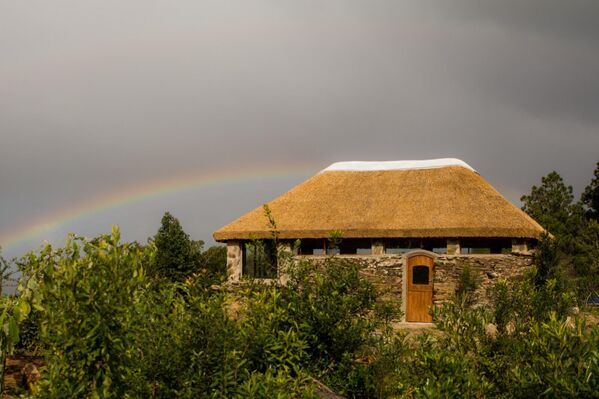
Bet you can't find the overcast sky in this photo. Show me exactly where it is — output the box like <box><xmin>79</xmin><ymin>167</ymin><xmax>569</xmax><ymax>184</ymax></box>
<box><xmin>1</xmin><ymin>0</ymin><xmax>598</xmax><ymax>259</ymax></box>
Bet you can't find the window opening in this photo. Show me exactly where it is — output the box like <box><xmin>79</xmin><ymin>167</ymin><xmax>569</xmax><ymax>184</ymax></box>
<box><xmin>460</xmin><ymin>238</ymin><xmax>512</xmax><ymax>255</ymax></box>
<box><xmin>385</xmin><ymin>238</ymin><xmax>446</xmax><ymax>254</ymax></box>
<box><xmin>339</xmin><ymin>239</ymin><xmax>372</xmax><ymax>255</ymax></box>
<box><xmin>243</xmin><ymin>240</ymin><xmax>278</xmax><ymax>279</ymax></box>
<box><xmin>412</xmin><ymin>265</ymin><xmax>429</xmax><ymax>285</ymax></box>
<box><xmin>299</xmin><ymin>239</ymin><xmax>326</xmax><ymax>256</ymax></box>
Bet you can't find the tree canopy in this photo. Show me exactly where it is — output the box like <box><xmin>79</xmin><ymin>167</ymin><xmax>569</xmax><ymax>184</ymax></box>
<box><xmin>152</xmin><ymin>212</ymin><xmax>202</xmax><ymax>281</ymax></box>
<box><xmin>521</xmin><ymin>164</ymin><xmax>599</xmax><ymax>300</ymax></box>
<box><xmin>581</xmin><ymin>162</ymin><xmax>599</xmax><ymax>221</ymax></box>
<box><xmin>520</xmin><ymin>171</ymin><xmax>582</xmax><ymax>238</ymax></box>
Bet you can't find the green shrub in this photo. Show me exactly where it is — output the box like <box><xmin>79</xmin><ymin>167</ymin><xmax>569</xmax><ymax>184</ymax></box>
<box><xmin>18</xmin><ymin>230</ymin><xmax>317</xmax><ymax>398</ymax></box>
<box><xmin>284</xmin><ymin>258</ymin><xmax>379</xmax><ymax>364</ymax></box>
<box><xmin>279</xmin><ymin>257</ymin><xmax>402</xmax><ymax>397</ymax></box>
<box><xmin>455</xmin><ymin>264</ymin><xmax>481</xmax><ymax>306</ymax></box>
<box><xmin>14</xmin><ymin>307</ymin><xmax>42</xmax><ymax>355</ymax></box>
<box><xmin>15</xmin><ymin>228</ymin><xmax>598</xmax><ymax>398</ymax></box>
<box><xmin>19</xmin><ymin>228</ymin><xmax>150</xmax><ymax>398</ymax></box>
<box><xmin>489</xmin><ymin>271</ymin><xmax>575</xmax><ymax>334</ymax></box>
<box><xmin>507</xmin><ymin>314</ymin><xmax>599</xmax><ymax>398</ymax></box>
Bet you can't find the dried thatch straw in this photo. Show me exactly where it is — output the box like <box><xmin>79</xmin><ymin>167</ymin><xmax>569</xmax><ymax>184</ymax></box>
<box><xmin>213</xmin><ymin>165</ymin><xmax>544</xmax><ymax>241</ymax></box>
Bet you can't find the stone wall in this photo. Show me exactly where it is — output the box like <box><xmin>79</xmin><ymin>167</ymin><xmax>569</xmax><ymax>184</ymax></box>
<box><xmin>433</xmin><ymin>254</ymin><xmax>534</xmax><ymax>304</ymax></box>
<box><xmin>226</xmin><ymin>241</ymin><xmax>243</xmax><ymax>282</ymax></box>
<box><xmin>300</xmin><ymin>252</ymin><xmax>534</xmax><ymax>308</ymax></box>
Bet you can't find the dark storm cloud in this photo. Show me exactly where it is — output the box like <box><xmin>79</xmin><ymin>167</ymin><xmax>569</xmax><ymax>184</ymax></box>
<box><xmin>440</xmin><ymin>0</ymin><xmax>599</xmax><ymax>46</ymax></box>
<box><xmin>1</xmin><ymin>1</ymin><xmax>598</xmax><ymax>257</ymax></box>
<box><xmin>433</xmin><ymin>0</ymin><xmax>599</xmax><ymax>125</ymax></box>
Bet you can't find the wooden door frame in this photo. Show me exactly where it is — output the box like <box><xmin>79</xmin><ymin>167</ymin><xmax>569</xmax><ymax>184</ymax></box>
<box><xmin>401</xmin><ymin>250</ymin><xmax>437</xmax><ymax>322</ymax></box>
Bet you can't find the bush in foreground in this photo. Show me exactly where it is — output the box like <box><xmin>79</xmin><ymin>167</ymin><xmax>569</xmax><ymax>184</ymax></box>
<box><xmin>13</xmin><ymin>230</ymin><xmax>599</xmax><ymax>398</ymax></box>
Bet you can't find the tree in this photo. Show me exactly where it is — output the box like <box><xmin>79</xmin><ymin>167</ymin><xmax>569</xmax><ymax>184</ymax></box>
<box><xmin>571</xmin><ymin>219</ymin><xmax>599</xmax><ymax>297</ymax></box>
<box><xmin>200</xmin><ymin>245</ymin><xmax>227</xmax><ymax>276</ymax></box>
<box><xmin>520</xmin><ymin>171</ymin><xmax>583</xmax><ymax>239</ymax></box>
<box><xmin>581</xmin><ymin>161</ymin><xmax>599</xmax><ymax>221</ymax></box>
<box><xmin>522</xmin><ymin>167</ymin><xmax>599</xmax><ymax>302</ymax></box>
<box><xmin>152</xmin><ymin>212</ymin><xmax>201</xmax><ymax>281</ymax></box>
<box><xmin>533</xmin><ymin>233</ymin><xmax>561</xmax><ymax>287</ymax></box>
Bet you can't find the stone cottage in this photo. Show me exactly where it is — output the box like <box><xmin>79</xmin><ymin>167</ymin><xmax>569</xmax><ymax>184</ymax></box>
<box><xmin>213</xmin><ymin>159</ymin><xmax>544</xmax><ymax>322</ymax></box>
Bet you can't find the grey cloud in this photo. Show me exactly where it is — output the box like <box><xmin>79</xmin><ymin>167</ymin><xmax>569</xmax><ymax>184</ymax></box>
<box><xmin>437</xmin><ymin>0</ymin><xmax>599</xmax><ymax>47</ymax></box>
<box><xmin>1</xmin><ymin>1</ymin><xmax>598</xmax><ymax>258</ymax></box>
<box><xmin>429</xmin><ymin>0</ymin><xmax>599</xmax><ymax>124</ymax></box>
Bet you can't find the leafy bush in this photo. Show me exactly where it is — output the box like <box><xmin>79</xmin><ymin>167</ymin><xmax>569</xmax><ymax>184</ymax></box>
<box><xmin>18</xmin><ymin>228</ymin><xmax>150</xmax><ymax>398</ymax></box>
<box><xmin>13</xmin><ymin>228</ymin><xmax>598</xmax><ymax>398</ymax></box>
<box><xmin>455</xmin><ymin>264</ymin><xmax>481</xmax><ymax>306</ymax></box>
<box><xmin>0</xmin><ymin>295</ymin><xmax>30</xmax><ymax>393</ymax></box>
<box><xmin>278</xmin><ymin>257</ymin><xmax>401</xmax><ymax>396</ymax></box>
<box><xmin>508</xmin><ymin>314</ymin><xmax>599</xmax><ymax>398</ymax></box>
<box><xmin>350</xmin><ymin>268</ymin><xmax>596</xmax><ymax>399</ymax></box>
<box><xmin>284</xmin><ymin>258</ymin><xmax>380</xmax><ymax>365</ymax></box>
<box><xmin>16</xmin><ymin>230</ymin><xmax>319</xmax><ymax>397</ymax></box>
<box><xmin>489</xmin><ymin>273</ymin><xmax>575</xmax><ymax>334</ymax></box>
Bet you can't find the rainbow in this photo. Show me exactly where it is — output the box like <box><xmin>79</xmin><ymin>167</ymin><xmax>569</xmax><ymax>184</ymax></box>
<box><xmin>0</xmin><ymin>163</ymin><xmax>318</xmax><ymax>252</ymax></box>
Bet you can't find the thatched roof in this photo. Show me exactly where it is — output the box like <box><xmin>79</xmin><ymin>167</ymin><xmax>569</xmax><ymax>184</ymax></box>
<box><xmin>213</xmin><ymin>159</ymin><xmax>545</xmax><ymax>241</ymax></box>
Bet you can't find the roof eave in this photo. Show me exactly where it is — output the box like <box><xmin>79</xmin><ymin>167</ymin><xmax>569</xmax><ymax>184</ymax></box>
<box><xmin>213</xmin><ymin>227</ymin><xmax>544</xmax><ymax>242</ymax></box>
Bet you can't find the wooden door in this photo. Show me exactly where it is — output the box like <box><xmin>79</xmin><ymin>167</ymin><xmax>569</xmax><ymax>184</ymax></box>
<box><xmin>406</xmin><ymin>254</ymin><xmax>433</xmax><ymax>322</ymax></box>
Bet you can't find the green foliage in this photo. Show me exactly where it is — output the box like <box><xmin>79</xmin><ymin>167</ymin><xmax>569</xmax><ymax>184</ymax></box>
<box><xmin>278</xmin><ymin>257</ymin><xmax>402</xmax><ymax>397</ymax></box>
<box><xmin>12</xmin><ymin>225</ymin><xmax>599</xmax><ymax>398</ymax></box>
<box><xmin>244</xmin><ymin>239</ymin><xmax>278</xmax><ymax>279</ymax></box>
<box><xmin>533</xmin><ymin>233</ymin><xmax>562</xmax><ymax>287</ymax></box>
<box><xmin>327</xmin><ymin>231</ymin><xmax>343</xmax><ymax>253</ymax></box>
<box><xmin>571</xmin><ymin>219</ymin><xmax>599</xmax><ymax>300</ymax></box>
<box><xmin>581</xmin><ymin>161</ymin><xmax>599</xmax><ymax>220</ymax></box>
<box><xmin>284</xmin><ymin>258</ymin><xmax>381</xmax><ymax>366</ymax></box>
<box><xmin>509</xmin><ymin>314</ymin><xmax>599</xmax><ymax>398</ymax></box>
<box><xmin>200</xmin><ymin>245</ymin><xmax>227</xmax><ymax>277</ymax></box>
<box><xmin>127</xmin><ymin>281</ymin><xmax>194</xmax><ymax>397</ymax></box>
<box><xmin>15</xmin><ymin>230</ymin><xmax>321</xmax><ymax>397</ymax></box>
<box><xmin>235</xmin><ymin>369</ymin><xmax>316</xmax><ymax>399</ymax></box>
<box><xmin>128</xmin><ymin>270</ymin><xmax>316</xmax><ymax>398</ymax></box>
<box><xmin>363</xmin><ymin>275</ymin><xmax>596</xmax><ymax>399</ymax></box>
<box><xmin>455</xmin><ymin>264</ymin><xmax>481</xmax><ymax>305</ymax></box>
<box><xmin>521</xmin><ymin>171</ymin><xmax>583</xmax><ymax>239</ymax></box>
<box><xmin>152</xmin><ymin>212</ymin><xmax>201</xmax><ymax>282</ymax></box>
<box><xmin>521</xmin><ymin>164</ymin><xmax>599</xmax><ymax>302</ymax></box>
<box><xmin>489</xmin><ymin>273</ymin><xmax>574</xmax><ymax>334</ymax></box>
<box><xmin>0</xmin><ymin>295</ymin><xmax>30</xmax><ymax>393</ymax></box>
<box><xmin>18</xmin><ymin>227</ymin><xmax>150</xmax><ymax>398</ymax></box>
<box><xmin>14</xmin><ymin>307</ymin><xmax>42</xmax><ymax>355</ymax></box>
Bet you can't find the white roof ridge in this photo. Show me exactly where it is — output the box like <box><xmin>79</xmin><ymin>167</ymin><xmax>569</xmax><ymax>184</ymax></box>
<box><xmin>320</xmin><ymin>158</ymin><xmax>476</xmax><ymax>173</ymax></box>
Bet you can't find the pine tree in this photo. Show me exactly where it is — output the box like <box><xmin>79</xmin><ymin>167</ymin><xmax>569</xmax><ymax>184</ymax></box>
<box><xmin>152</xmin><ymin>212</ymin><xmax>200</xmax><ymax>281</ymax></box>
<box><xmin>520</xmin><ymin>171</ymin><xmax>583</xmax><ymax>239</ymax></box>
<box><xmin>522</xmin><ymin>166</ymin><xmax>599</xmax><ymax>301</ymax></box>
<box><xmin>581</xmin><ymin>162</ymin><xmax>599</xmax><ymax>221</ymax></box>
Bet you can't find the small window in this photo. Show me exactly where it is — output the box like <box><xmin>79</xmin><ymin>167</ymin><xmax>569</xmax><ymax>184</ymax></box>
<box><xmin>412</xmin><ymin>265</ymin><xmax>429</xmax><ymax>285</ymax></box>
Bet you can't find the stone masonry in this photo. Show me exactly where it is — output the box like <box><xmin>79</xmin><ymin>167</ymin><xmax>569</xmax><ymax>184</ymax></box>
<box><xmin>432</xmin><ymin>254</ymin><xmax>534</xmax><ymax>304</ymax></box>
<box><xmin>300</xmin><ymin>252</ymin><xmax>533</xmax><ymax>310</ymax></box>
<box><xmin>227</xmin><ymin>242</ymin><xmax>534</xmax><ymax>316</ymax></box>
